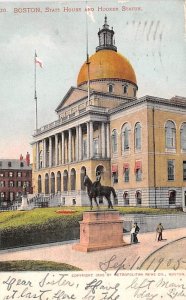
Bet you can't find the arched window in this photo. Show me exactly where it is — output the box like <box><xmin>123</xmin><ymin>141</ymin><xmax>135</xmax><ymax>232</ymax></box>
<box><xmin>70</xmin><ymin>168</ymin><xmax>76</xmax><ymax>191</ymax></box>
<box><xmin>136</xmin><ymin>190</ymin><xmax>142</xmax><ymax>205</ymax></box>
<box><xmin>111</xmin><ymin>129</ymin><xmax>118</xmax><ymax>154</ymax></box>
<box><xmin>50</xmin><ymin>172</ymin><xmax>55</xmax><ymax>194</ymax></box>
<box><xmin>165</xmin><ymin>120</ymin><xmax>176</xmax><ymax>149</ymax></box>
<box><xmin>45</xmin><ymin>173</ymin><xmax>49</xmax><ymax>194</ymax></box>
<box><xmin>57</xmin><ymin>171</ymin><xmax>61</xmax><ymax>192</ymax></box>
<box><xmin>63</xmin><ymin>170</ymin><xmax>68</xmax><ymax>192</ymax></box>
<box><xmin>135</xmin><ymin>123</ymin><xmax>141</xmax><ymax>150</ymax></box>
<box><xmin>123</xmin><ymin>191</ymin><xmax>129</xmax><ymax>205</ymax></box>
<box><xmin>121</xmin><ymin>123</ymin><xmax>130</xmax><ymax>152</ymax></box>
<box><xmin>96</xmin><ymin>165</ymin><xmax>104</xmax><ymax>177</ymax></box>
<box><xmin>181</xmin><ymin>123</ymin><xmax>186</xmax><ymax>150</ymax></box>
<box><xmin>169</xmin><ymin>190</ymin><xmax>176</xmax><ymax>205</ymax></box>
<box><xmin>38</xmin><ymin>175</ymin><xmax>42</xmax><ymax>193</ymax></box>
<box><xmin>81</xmin><ymin>167</ymin><xmax>86</xmax><ymax>190</ymax></box>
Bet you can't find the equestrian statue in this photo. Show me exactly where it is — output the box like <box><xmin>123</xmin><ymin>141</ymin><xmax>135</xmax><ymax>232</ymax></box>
<box><xmin>83</xmin><ymin>171</ymin><xmax>118</xmax><ymax>210</ymax></box>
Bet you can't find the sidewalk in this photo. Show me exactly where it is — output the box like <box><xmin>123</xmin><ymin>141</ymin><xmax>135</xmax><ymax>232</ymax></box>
<box><xmin>0</xmin><ymin>227</ymin><xmax>185</xmax><ymax>271</ymax></box>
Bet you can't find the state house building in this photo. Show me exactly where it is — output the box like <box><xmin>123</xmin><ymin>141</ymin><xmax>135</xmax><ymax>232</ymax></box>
<box><xmin>32</xmin><ymin>17</ymin><xmax>186</xmax><ymax>208</ymax></box>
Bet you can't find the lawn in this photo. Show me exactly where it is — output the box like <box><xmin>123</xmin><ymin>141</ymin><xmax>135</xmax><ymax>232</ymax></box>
<box><xmin>0</xmin><ymin>260</ymin><xmax>82</xmax><ymax>271</ymax></box>
<box><xmin>0</xmin><ymin>206</ymin><xmax>182</xmax><ymax>230</ymax></box>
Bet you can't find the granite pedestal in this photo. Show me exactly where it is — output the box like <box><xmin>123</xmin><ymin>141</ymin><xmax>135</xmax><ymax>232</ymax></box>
<box><xmin>73</xmin><ymin>210</ymin><xmax>126</xmax><ymax>252</ymax></box>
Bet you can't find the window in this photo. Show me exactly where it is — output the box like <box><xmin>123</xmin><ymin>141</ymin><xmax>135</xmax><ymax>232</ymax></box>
<box><xmin>165</xmin><ymin>120</ymin><xmax>176</xmax><ymax>149</ymax></box>
<box><xmin>0</xmin><ymin>192</ymin><xmax>5</xmax><ymax>199</ymax></box>
<box><xmin>183</xmin><ymin>161</ymin><xmax>186</xmax><ymax>181</ymax></box>
<box><xmin>168</xmin><ymin>160</ymin><xmax>175</xmax><ymax>181</ymax></box>
<box><xmin>133</xmin><ymin>87</ymin><xmax>137</xmax><ymax>97</ymax></box>
<box><xmin>123</xmin><ymin>166</ymin><xmax>129</xmax><ymax>182</ymax></box>
<box><xmin>112</xmin><ymin>172</ymin><xmax>118</xmax><ymax>183</ymax></box>
<box><xmin>135</xmin><ymin>123</ymin><xmax>142</xmax><ymax>150</ymax></box>
<box><xmin>136</xmin><ymin>190</ymin><xmax>142</xmax><ymax>205</ymax></box>
<box><xmin>93</xmin><ymin>138</ymin><xmax>99</xmax><ymax>156</ymax></box>
<box><xmin>8</xmin><ymin>161</ymin><xmax>12</xmax><ymax>167</ymax></box>
<box><xmin>108</xmin><ymin>84</ymin><xmax>114</xmax><ymax>93</ymax></box>
<box><xmin>111</xmin><ymin>129</ymin><xmax>118</xmax><ymax>154</ymax></box>
<box><xmin>9</xmin><ymin>181</ymin><xmax>14</xmax><ymax>187</ymax></box>
<box><xmin>9</xmin><ymin>192</ymin><xmax>14</xmax><ymax>201</ymax></box>
<box><xmin>136</xmin><ymin>169</ymin><xmax>142</xmax><ymax>181</ymax></box>
<box><xmin>169</xmin><ymin>190</ymin><xmax>176</xmax><ymax>205</ymax></box>
<box><xmin>0</xmin><ymin>173</ymin><xmax>4</xmax><ymax>177</ymax></box>
<box><xmin>17</xmin><ymin>172</ymin><xmax>22</xmax><ymax>177</ymax></box>
<box><xmin>83</xmin><ymin>139</ymin><xmax>87</xmax><ymax>158</ymax></box>
<box><xmin>9</xmin><ymin>172</ymin><xmax>13</xmax><ymax>177</ymax></box>
<box><xmin>123</xmin><ymin>191</ymin><xmax>129</xmax><ymax>205</ymax></box>
<box><xmin>181</xmin><ymin>123</ymin><xmax>186</xmax><ymax>150</ymax></box>
<box><xmin>17</xmin><ymin>181</ymin><xmax>22</xmax><ymax>187</ymax></box>
<box><xmin>112</xmin><ymin>165</ymin><xmax>118</xmax><ymax>183</ymax></box>
<box><xmin>123</xmin><ymin>84</ymin><xmax>128</xmax><ymax>94</ymax></box>
<box><xmin>20</xmin><ymin>162</ymin><xmax>24</xmax><ymax>167</ymax></box>
<box><xmin>0</xmin><ymin>161</ymin><xmax>2</xmax><ymax>167</ymax></box>
<box><xmin>0</xmin><ymin>181</ymin><xmax>5</xmax><ymax>187</ymax></box>
<box><xmin>135</xmin><ymin>161</ymin><xmax>142</xmax><ymax>181</ymax></box>
<box><xmin>26</xmin><ymin>181</ymin><xmax>30</xmax><ymax>187</ymax></box>
<box><xmin>122</xmin><ymin>123</ymin><xmax>130</xmax><ymax>152</ymax></box>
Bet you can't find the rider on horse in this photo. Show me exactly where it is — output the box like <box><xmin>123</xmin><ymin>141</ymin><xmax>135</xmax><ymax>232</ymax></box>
<box><xmin>92</xmin><ymin>171</ymin><xmax>102</xmax><ymax>198</ymax></box>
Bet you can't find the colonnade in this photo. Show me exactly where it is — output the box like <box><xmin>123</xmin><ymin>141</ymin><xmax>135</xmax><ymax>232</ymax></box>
<box><xmin>35</xmin><ymin>121</ymin><xmax>110</xmax><ymax>170</ymax></box>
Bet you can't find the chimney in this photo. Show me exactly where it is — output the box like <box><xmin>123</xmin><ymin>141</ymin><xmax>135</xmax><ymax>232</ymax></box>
<box><xmin>26</xmin><ymin>152</ymin><xmax>30</xmax><ymax>166</ymax></box>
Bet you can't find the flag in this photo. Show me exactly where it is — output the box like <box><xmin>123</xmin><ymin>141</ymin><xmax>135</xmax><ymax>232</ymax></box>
<box><xmin>35</xmin><ymin>52</ymin><xmax>43</xmax><ymax>68</ymax></box>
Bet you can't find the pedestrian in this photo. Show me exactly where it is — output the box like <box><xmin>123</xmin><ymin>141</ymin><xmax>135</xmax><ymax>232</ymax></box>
<box><xmin>156</xmin><ymin>223</ymin><xmax>164</xmax><ymax>241</ymax></box>
<box><xmin>134</xmin><ymin>222</ymin><xmax>140</xmax><ymax>243</ymax></box>
<box><xmin>130</xmin><ymin>225</ymin><xmax>136</xmax><ymax>244</ymax></box>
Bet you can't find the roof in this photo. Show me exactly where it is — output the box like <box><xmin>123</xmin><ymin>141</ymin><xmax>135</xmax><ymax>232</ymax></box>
<box><xmin>0</xmin><ymin>159</ymin><xmax>32</xmax><ymax>170</ymax></box>
<box><xmin>77</xmin><ymin>49</ymin><xmax>137</xmax><ymax>86</ymax></box>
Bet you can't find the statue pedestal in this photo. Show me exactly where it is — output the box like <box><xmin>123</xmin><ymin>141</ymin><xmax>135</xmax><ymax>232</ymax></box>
<box><xmin>73</xmin><ymin>210</ymin><xmax>126</xmax><ymax>252</ymax></box>
<box><xmin>19</xmin><ymin>196</ymin><xmax>30</xmax><ymax>211</ymax></box>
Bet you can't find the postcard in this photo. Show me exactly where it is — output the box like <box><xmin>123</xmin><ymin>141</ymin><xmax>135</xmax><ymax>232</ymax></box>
<box><xmin>0</xmin><ymin>0</ymin><xmax>186</xmax><ymax>299</ymax></box>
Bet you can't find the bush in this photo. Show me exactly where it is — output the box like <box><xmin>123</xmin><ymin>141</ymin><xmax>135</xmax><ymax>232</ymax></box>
<box><xmin>0</xmin><ymin>213</ymin><xmax>82</xmax><ymax>249</ymax></box>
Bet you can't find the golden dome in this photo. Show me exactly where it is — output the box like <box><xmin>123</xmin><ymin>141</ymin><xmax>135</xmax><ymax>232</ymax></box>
<box><xmin>77</xmin><ymin>49</ymin><xmax>137</xmax><ymax>86</ymax></box>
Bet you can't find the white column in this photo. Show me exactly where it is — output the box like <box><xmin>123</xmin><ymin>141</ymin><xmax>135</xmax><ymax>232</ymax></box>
<box><xmin>42</xmin><ymin>139</ymin><xmax>46</xmax><ymax>168</ymax></box>
<box><xmin>87</xmin><ymin>122</ymin><xmax>90</xmax><ymax>159</ymax></box>
<box><xmin>90</xmin><ymin>121</ymin><xmax>94</xmax><ymax>158</ymax></box>
<box><xmin>59</xmin><ymin>137</ymin><xmax>62</xmax><ymax>165</ymax></box>
<box><xmin>36</xmin><ymin>142</ymin><xmax>39</xmax><ymax>170</ymax></box>
<box><xmin>76</xmin><ymin>126</ymin><xmax>79</xmax><ymax>162</ymax></box>
<box><xmin>61</xmin><ymin>131</ymin><xmax>65</xmax><ymax>165</ymax></box>
<box><xmin>68</xmin><ymin>129</ymin><xmax>72</xmax><ymax>163</ymax></box>
<box><xmin>49</xmin><ymin>136</ymin><xmax>52</xmax><ymax>167</ymax></box>
<box><xmin>79</xmin><ymin>125</ymin><xmax>82</xmax><ymax>161</ymax></box>
<box><xmin>101</xmin><ymin>122</ymin><xmax>106</xmax><ymax>158</ymax></box>
<box><xmin>106</xmin><ymin>123</ymin><xmax>110</xmax><ymax>158</ymax></box>
<box><xmin>55</xmin><ymin>134</ymin><xmax>59</xmax><ymax>166</ymax></box>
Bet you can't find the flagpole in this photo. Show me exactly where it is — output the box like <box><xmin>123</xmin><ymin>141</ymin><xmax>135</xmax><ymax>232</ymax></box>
<box><xmin>34</xmin><ymin>50</ymin><xmax>38</xmax><ymax>131</ymax></box>
<box><xmin>85</xmin><ymin>2</ymin><xmax>90</xmax><ymax>106</ymax></box>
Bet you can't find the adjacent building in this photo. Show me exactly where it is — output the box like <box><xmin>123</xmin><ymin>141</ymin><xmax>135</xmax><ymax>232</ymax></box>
<box><xmin>32</xmin><ymin>17</ymin><xmax>186</xmax><ymax>208</ymax></box>
<box><xmin>0</xmin><ymin>154</ymin><xmax>32</xmax><ymax>206</ymax></box>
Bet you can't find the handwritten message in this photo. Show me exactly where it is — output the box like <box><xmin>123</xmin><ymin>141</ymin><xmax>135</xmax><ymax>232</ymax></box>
<box><xmin>0</xmin><ymin>271</ymin><xmax>185</xmax><ymax>300</ymax></box>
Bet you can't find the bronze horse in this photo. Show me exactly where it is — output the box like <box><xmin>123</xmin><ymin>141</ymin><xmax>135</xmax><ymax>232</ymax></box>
<box><xmin>83</xmin><ymin>175</ymin><xmax>118</xmax><ymax>209</ymax></box>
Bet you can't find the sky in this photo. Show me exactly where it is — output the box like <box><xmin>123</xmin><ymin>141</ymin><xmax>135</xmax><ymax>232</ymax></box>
<box><xmin>0</xmin><ymin>0</ymin><xmax>186</xmax><ymax>160</ymax></box>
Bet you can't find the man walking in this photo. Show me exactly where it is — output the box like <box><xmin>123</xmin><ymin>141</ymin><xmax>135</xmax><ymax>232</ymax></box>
<box><xmin>156</xmin><ymin>223</ymin><xmax>164</xmax><ymax>241</ymax></box>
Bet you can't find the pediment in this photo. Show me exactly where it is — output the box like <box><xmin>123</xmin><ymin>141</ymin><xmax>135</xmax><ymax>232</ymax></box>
<box><xmin>56</xmin><ymin>87</ymin><xmax>88</xmax><ymax>112</ymax></box>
